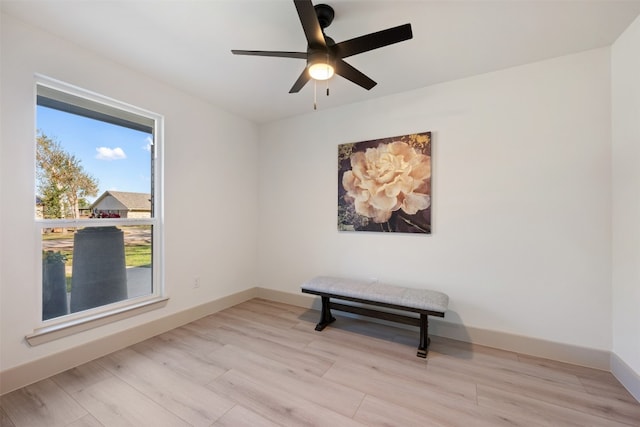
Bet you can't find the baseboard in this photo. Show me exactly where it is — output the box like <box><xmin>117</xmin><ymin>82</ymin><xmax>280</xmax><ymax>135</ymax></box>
<box><xmin>429</xmin><ymin>318</ymin><xmax>610</xmax><ymax>370</ymax></box>
<box><xmin>611</xmin><ymin>352</ymin><xmax>640</xmax><ymax>402</ymax></box>
<box><xmin>257</xmin><ymin>287</ymin><xmax>611</xmax><ymax>371</ymax></box>
<box><xmin>0</xmin><ymin>287</ymin><xmax>258</xmax><ymax>395</ymax></box>
<box><xmin>255</xmin><ymin>287</ymin><xmax>318</xmax><ymax>309</ymax></box>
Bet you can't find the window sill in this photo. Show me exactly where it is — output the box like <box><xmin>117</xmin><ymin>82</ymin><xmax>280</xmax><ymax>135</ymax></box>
<box><xmin>25</xmin><ymin>297</ymin><xmax>169</xmax><ymax>346</ymax></box>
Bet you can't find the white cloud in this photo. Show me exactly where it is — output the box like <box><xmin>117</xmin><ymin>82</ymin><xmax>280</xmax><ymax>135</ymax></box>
<box><xmin>96</xmin><ymin>147</ymin><xmax>127</xmax><ymax>160</ymax></box>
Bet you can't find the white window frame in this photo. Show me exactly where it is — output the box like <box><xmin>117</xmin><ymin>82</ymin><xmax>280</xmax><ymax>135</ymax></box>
<box><xmin>27</xmin><ymin>75</ymin><xmax>166</xmax><ymax>345</ymax></box>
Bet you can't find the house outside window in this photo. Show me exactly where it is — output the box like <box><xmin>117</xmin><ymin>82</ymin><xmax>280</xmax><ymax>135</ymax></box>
<box><xmin>33</xmin><ymin>76</ymin><xmax>164</xmax><ymax>338</ymax></box>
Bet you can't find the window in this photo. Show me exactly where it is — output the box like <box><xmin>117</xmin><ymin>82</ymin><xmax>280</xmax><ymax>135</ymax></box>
<box><xmin>32</xmin><ymin>76</ymin><xmax>164</xmax><ymax>341</ymax></box>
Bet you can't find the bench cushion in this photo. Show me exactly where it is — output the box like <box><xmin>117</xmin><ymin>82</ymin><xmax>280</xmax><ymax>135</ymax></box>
<box><xmin>301</xmin><ymin>276</ymin><xmax>449</xmax><ymax>314</ymax></box>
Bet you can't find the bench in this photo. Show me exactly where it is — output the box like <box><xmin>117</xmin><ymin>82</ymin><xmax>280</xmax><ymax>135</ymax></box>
<box><xmin>301</xmin><ymin>276</ymin><xmax>449</xmax><ymax>358</ymax></box>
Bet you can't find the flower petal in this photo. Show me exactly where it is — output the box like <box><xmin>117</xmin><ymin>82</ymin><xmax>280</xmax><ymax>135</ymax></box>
<box><xmin>401</xmin><ymin>193</ymin><xmax>430</xmax><ymax>215</ymax></box>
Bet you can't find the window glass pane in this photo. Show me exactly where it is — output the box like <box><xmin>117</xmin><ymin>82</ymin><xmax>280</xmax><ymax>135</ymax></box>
<box><xmin>36</xmin><ymin>104</ymin><xmax>153</xmax><ymax>220</ymax></box>
<box><xmin>41</xmin><ymin>225</ymin><xmax>153</xmax><ymax>320</ymax></box>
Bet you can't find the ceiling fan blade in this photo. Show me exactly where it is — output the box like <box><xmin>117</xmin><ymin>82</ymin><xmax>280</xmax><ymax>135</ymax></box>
<box><xmin>289</xmin><ymin>69</ymin><xmax>311</xmax><ymax>93</ymax></box>
<box><xmin>333</xmin><ymin>23</ymin><xmax>413</xmax><ymax>59</ymax></box>
<box><xmin>231</xmin><ymin>50</ymin><xmax>307</xmax><ymax>59</ymax></box>
<box><xmin>334</xmin><ymin>59</ymin><xmax>376</xmax><ymax>90</ymax></box>
<box><xmin>294</xmin><ymin>0</ymin><xmax>325</xmax><ymax>48</ymax></box>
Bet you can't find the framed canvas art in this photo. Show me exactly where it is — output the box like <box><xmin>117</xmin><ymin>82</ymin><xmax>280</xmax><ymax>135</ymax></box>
<box><xmin>338</xmin><ymin>132</ymin><xmax>431</xmax><ymax>233</ymax></box>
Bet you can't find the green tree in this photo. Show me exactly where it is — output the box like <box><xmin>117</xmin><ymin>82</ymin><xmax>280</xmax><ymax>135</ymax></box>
<box><xmin>36</xmin><ymin>131</ymin><xmax>99</xmax><ymax>219</ymax></box>
<box><xmin>40</xmin><ymin>182</ymin><xmax>64</xmax><ymax>219</ymax></box>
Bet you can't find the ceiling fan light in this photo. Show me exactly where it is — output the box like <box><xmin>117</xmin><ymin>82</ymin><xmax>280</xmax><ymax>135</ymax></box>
<box><xmin>308</xmin><ymin>62</ymin><xmax>335</xmax><ymax>80</ymax></box>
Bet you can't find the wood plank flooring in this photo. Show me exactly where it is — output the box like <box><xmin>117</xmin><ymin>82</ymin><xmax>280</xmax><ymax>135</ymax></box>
<box><xmin>2</xmin><ymin>298</ymin><xmax>639</xmax><ymax>426</ymax></box>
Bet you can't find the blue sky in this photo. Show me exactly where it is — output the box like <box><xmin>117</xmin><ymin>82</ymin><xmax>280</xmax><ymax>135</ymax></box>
<box><xmin>37</xmin><ymin>106</ymin><xmax>152</xmax><ymax>202</ymax></box>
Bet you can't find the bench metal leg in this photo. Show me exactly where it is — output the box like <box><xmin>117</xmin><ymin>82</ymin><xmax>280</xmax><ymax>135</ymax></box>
<box><xmin>315</xmin><ymin>296</ymin><xmax>336</xmax><ymax>331</ymax></box>
<box><xmin>417</xmin><ymin>313</ymin><xmax>430</xmax><ymax>358</ymax></box>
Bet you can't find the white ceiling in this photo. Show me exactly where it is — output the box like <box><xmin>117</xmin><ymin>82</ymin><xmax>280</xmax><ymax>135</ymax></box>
<box><xmin>3</xmin><ymin>0</ymin><xmax>640</xmax><ymax>124</ymax></box>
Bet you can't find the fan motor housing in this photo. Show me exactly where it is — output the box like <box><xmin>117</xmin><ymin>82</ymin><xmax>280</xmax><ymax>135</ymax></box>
<box><xmin>315</xmin><ymin>4</ymin><xmax>335</xmax><ymax>29</ymax></box>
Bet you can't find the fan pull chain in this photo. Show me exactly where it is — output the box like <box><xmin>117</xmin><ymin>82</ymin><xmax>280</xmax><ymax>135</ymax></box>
<box><xmin>326</xmin><ymin>53</ymin><xmax>331</xmax><ymax>97</ymax></box>
<box><xmin>314</xmin><ymin>80</ymin><xmax>317</xmax><ymax>110</ymax></box>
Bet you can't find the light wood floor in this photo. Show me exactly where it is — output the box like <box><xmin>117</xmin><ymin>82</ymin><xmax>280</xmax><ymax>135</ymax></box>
<box><xmin>2</xmin><ymin>298</ymin><xmax>639</xmax><ymax>426</ymax></box>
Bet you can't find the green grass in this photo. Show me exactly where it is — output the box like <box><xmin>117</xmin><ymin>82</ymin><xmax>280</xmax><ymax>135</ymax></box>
<box><xmin>42</xmin><ymin>231</ymin><xmax>76</xmax><ymax>240</ymax></box>
<box><xmin>47</xmin><ymin>245</ymin><xmax>151</xmax><ymax>269</ymax></box>
<box><xmin>125</xmin><ymin>244</ymin><xmax>152</xmax><ymax>268</ymax></box>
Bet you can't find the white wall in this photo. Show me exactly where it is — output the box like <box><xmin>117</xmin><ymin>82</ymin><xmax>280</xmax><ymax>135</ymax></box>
<box><xmin>258</xmin><ymin>48</ymin><xmax>613</xmax><ymax>351</ymax></box>
<box><xmin>0</xmin><ymin>14</ymin><xmax>258</xmax><ymax>371</ymax></box>
<box><xmin>612</xmin><ymin>14</ymin><xmax>640</xmax><ymax>393</ymax></box>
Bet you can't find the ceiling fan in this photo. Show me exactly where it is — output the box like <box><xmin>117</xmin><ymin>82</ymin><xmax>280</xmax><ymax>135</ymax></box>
<box><xmin>231</xmin><ymin>0</ymin><xmax>413</xmax><ymax>94</ymax></box>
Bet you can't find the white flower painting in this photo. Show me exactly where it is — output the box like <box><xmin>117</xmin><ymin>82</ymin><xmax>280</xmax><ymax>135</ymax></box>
<box><xmin>338</xmin><ymin>132</ymin><xmax>431</xmax><ymax>233</ymax></box>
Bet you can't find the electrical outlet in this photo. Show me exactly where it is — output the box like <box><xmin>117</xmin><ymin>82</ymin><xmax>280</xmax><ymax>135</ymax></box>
<box><xmin>193</xmin><ymin>277</ymin><xmax>200</xmax><ymax>288</ymax></box>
